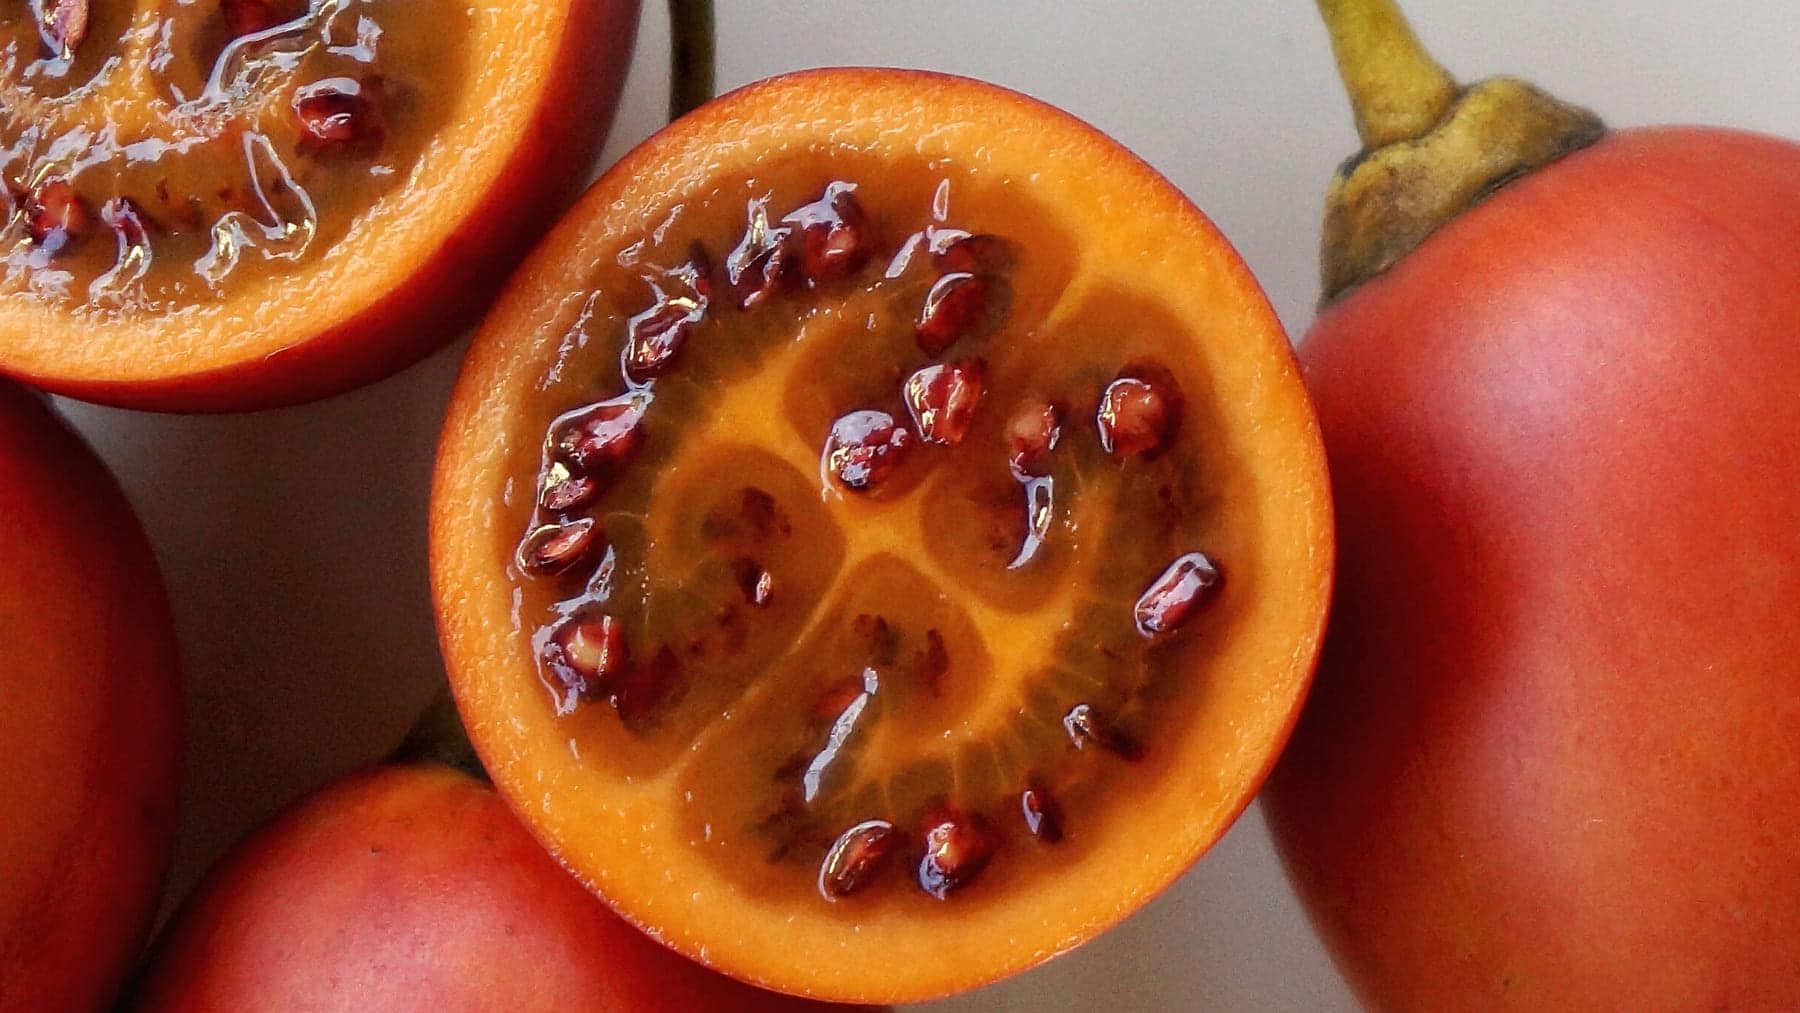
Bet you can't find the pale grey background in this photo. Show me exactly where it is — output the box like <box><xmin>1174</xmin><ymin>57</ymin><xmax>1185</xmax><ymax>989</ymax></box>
<box><xmin>57</xmin><ymin>3</ymin><xmax>1800</xmax><ymax>1009</ymax></box>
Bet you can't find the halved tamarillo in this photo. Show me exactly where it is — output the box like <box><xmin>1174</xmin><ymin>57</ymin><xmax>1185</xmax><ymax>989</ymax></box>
<box><xmin>1265</xmin><ymin>1</ymin><xmax>1800</xmax><ymax>1009</ymax></box>
<box><xmin>129</xmin><ymin>749</ymin><xmax>861</xmax><ymax>1012</ymax></box>
<box><xmin>430</xmin><ymin>69</ymin><xmax>1332</xmax><ymax>1002</ymax></box>
<box><xmin>0</xmin><ymin>382</ymin><xmax>180</xmax><ymax>1011</ymax></box>
<box><xmin>0</xmin><ymin>0</ymin><xmax>638</xmax><ymax>410</ymax></box>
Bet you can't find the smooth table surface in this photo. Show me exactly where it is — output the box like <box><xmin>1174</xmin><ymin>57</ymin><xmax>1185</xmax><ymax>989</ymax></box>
<box><xmin>61</xmin><ymin>3</ymin><xmax>1800</xmax><ymax>1009</ymax></box>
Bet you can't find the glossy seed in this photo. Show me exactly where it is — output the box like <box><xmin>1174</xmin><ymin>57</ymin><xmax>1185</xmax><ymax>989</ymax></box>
<box><xmin>903</xmin><ymin>359</ymin><xmax>986</xmax><ymax>446</ymax></box>
<box><xmin>538</xmin><ymin>463</ymin><xmax>599</xmax><ymax>513</ymax></box>
<box><xmin>784</xmin><ymin>181</ymin><xmax>871</xmax><ymax>285</ymax></box>
<box><xmin>823</xmin><ymin>410</ymin><xmax>911</xmax><ymax>492</ymax></box>
<box><xmin>818</xmin><ymin>820</ymin><xmax>897</xmax><ymax>900</ymax></box>
<box><xmin>1020</xmin><ymin>787</ymin><xmax>1064</xmax><ymax>843</ymax></box>
<box><xmin>294</xmin><ymin>78</ymin><xmax>381</xmax><ymax>147</ymax></box>
<box><xmin>25</xmin><ymin>178</ymin><xmax>89</xmax><ymax>255</ymax></box>
<box><xmin>913</xmin><ymin>629</ymin><xmax>949</xmax><ymax>697</ymax></box>
<box><xmin>1096</xmin><ymin>365</ymin><xmax>1182</xmax><ymax>459</ymax></box>
<box><xmin>1134</xmin><ymin>551</ymin><xmax>1223</xmax><ymax>637</ymax></box>
<box><xmin>677</xmin><ymin>242</ymin><xmax>714</xmax><ymax>301</ymax></box>
<box><xmin>739</xmin><ymin>487</ymin><xmax>788</xmax><ymax>536</ymax></box>
<box><xmin>915</xmin><ymin>272</ymin><xmax>989</xmax><ymax>355</ymax></box>
<box><xmin>37</xmin><ymin>0</ymin><xmax>88</xmax><ymax>58</ymax></box>
<box><xmin>1008</xmin><ymin>475</ymin><xmax>1056</xmax><ymax>570</ymax></box>
<box><xmin>609</xmin><ymin>644</ymin><xmax>679</xmax><ymax>723</ymax></box>
<box><xmin>553</xmin><ymin>395</ymin><xmax>646</xmax><ymax>474</ymax></box>
<box><xmin>853</xmin><ymin>613</ymin><xmax>898</xmax><ymax>666</ymax></box>
<box><xmin>101</xmin><ymin>198</ymin><xmax>154</xmax><ymax>248</ymax></box>
<box><xmin>1005</xmin><ymin>401</ymin><xmax>1064</xmax><ymax>479</ymax></box>
<box><xmin>517</xmin><ymin>518</ymin><xmax>598</xmax><ymax>576</ymax></box>
<box><xmin>725</xmin><ymin>198</ymin><xmax>793</xmax><ymax>308</ymax></box>
<box><xmin>731</xmin><ymin>557</ymin><xmax>774</xmax><ymax>607</ymax></box>
<box><xmin>623</xmin><ymin>299</ymin><xmax>700</xmax><ymax>382</ymax></box>
<box><xmin>1062</xmin><ymin>703</ymin><xmax>1142</xmax><ymax>759</ymax></box>
<box><xmin>543</xmin><ymin>615</ymin><xmax>628</xmax><ymax>700</ymax></box>
<box><xmin>929</xmin><ymin>229</ymin><xmax>1010</xmax><ymax>274</ymax></box>
<box><xmin>917</xmin><ymin>812</ymin><xmax>994</xmax><ymax>900</ymax></box>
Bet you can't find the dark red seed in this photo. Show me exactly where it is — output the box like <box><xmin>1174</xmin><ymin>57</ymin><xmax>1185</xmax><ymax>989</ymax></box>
<box><xmin>553</xmin><ymin>394</ymin><xmax>647</xmax><ymax>474</ymax></box>
<box><xmin>917</xmin><ymin>811</ymin><xmax>994</xmax><ymax>900</ymax></box>
<box><xmin>725</xmin><ymin>198</ymin><xmax>793</xmax><ymax>309</ymax></box>
<box><xmin>1009</xmin><ymin>475</ymin><xmax>1056</xmax><ymax>570</ymax></box>
<box><xmin>929</xmin><ymin>229</ymin><xmax>1010</xmax><ymax>274</ymax></box>
<box><xmin>886</xmin><ymin>227</ymin><xmax>1011</xmax><ymax>279</ymax></box>
<box><xmin>623</xmin><ymin>299</ymin><xmax>700</xmax><ymax>382</ymax></box>
<box><xmin>1062</xmin><ymin>703</ymin><xmax>1142</xmax><ymax>759</ymax></box>
<box><xmin>610</xmin><ymin>644</ymin><xmax>680</xmax><ymax>723</ymax></box>
<box><xmin>852</xmin><ymin>613</ymin><xmax>897</xmax><ymax>666</ymax></box>
<box><xmin>739</xmin><ymin>487</ymin><xmax>788</xmax><ymax>536</ymax></box>
<box><xmin>517</xmin><ymin>518</ymin><xmax>598</xmax><ymax>576</ymax></box>
<box><xmin>818</xmin><ymin>820</ymin><xmax>897</xmax><ymax>900</ymax></box>
<box><xmin>1020</xmin><ymin>788</ymin><xmax>1064</xmax><ymax>843</ymax></box>
<box><xmin>822</xmin><ymin>410</ymin><xmax>911</xmax><ymax>492</ymax></box>
<box><xmin>36</xmin><ymin>0</ymin><xmax>87</xmax><ymax>57</ymax></box>
<box><xmin>731</xmin><ymin>557</ymin><xmax>774</xmax><ymax>607</ymax></box>
<box><xmin>1005</xmin><ymin>402</ymin><xmax>1064</xmax><ymax>479</ymax></box>
<box><xmin>678</xmin><ymin>242</ymin><xmax>714</xmax><ymax>302</ymax></box>
<box><xmin>783</xmin><ymin>181</ymin><xmax>871</xmax><ymax>286</ymax></box>
<box><xmin>543</xmin><ymin>615</ymin><xmax>628</xmax><ymax>701</ymax></box>
<box><xmin>294</xmin><ymin>77</ymin><xmax>382</xmax><ymax>148</ymax></box>
<box><xmin>222</xmin><ymin>0</ymin><xmax>303</xmax><ymax>36</ymax></box>
<box><xmin>913</xmin><ymin>628</ymin><xmax>949</xmax><ymax>697</ymax></box>
<box><xmin>25</xmin><ymin>178</ymin><xmax>89</xmax><ymax>254</ymax></box>
<box><xmin>1134</xmin><ymin>551</ymin><xmax>1223</xmax><ymax>637</ymax></box>
<box><xmin>915</xmin><ymin>272</ymin><xmax>990</xmax><ymax>355</ymax></box>
<box><xmin>903</xmin><ymin>359</ymin><xmax>986</xmax><ymax>446</ymax></box>
<box><xmin>1096</xmin><ymin>366</ymin><xmax>1183</xmax><ymax>459</ymax></box>
<box><xmin>539</xmin><ymin>465</ymin><xmax>599</xmax><ymax>513</ymax></box>
<box><xmin>101</xmin><ymin>197</ymin><xmax>154</xmax><ymax>248</ymax></box>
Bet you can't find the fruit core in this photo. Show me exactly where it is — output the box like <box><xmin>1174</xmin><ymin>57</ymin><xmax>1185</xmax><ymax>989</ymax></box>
<box><xmin>1</xmin><ymin>0</ymin><xmax>467</xmax><ymax>309</ymax></box>
<box><xmin>500</xmin><ymin>152</ymin><xmax>1242</xmax><ymax>910</ymax></box>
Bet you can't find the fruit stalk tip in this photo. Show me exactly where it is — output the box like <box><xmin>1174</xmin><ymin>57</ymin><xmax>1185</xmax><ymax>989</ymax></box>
<box><xmin>1315</xmin><ymin>0</ymin><xmax>1458</xmax><ymax>149</ymax></box>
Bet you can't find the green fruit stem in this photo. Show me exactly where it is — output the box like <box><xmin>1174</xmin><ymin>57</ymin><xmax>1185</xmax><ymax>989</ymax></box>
<box><xmin>669</xmin><ymin>0</ymin><xmax>716</xmax><ymax>120</ymax></box>
<box><xmin>1314</xmin><ymin>0</ymin><xmax>1605</xmax><ymax>303</ymax></box>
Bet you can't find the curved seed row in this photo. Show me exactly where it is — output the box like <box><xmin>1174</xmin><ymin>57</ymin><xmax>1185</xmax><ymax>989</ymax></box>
<box><xmin>514</xmin><ymin>180</ymin><xmax>1230</xmax><ymax>902</ymax></box>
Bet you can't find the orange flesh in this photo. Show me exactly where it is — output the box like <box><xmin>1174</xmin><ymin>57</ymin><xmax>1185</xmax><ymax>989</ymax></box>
<box><xmin>1</xmin><ymin>1</ymin><xmax>467</xmax><ymax>307</ymax></box>
<box><xmin>433</xmin><ymin>70</ymin><xmax>1333</xmax><ymax>1003</ymax></box>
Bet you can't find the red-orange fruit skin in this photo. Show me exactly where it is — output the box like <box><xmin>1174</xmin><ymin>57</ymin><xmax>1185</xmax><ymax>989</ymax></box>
<box><xmin>130</xmin><ymin>763</ymin><xmax>872</xmax><ymax>1013</ymax></box>
<box><xmin>10</xmin><ymin>0</ymin><xmax>639</xmax><ymax>412</ymax></box>
<box><xmin>1265</xmin><ymin>127</ymin><xmax>1800</xmax><ymax>1010</ymax></box>
<box><xmin>0</xmin><ymin>382</ymin><xmax>181</xmax><ymax>1012</ymax></box>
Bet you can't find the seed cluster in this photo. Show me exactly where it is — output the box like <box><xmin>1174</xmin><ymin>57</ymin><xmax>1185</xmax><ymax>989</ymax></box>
<box><xmin>516</xmin><ymin>178</ymin><xmax>1231</xmax><ymax>903</ymax></box>
<box><xmin>3</xmin><ymin>0</ymin><xmax>422</xmax><ymax>301</ymax></box>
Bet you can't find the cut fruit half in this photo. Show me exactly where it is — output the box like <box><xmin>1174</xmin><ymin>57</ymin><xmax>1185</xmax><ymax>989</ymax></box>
<box><xmin>0</xmin><ymin>0</ymin><xmax>638</xmax><ymax>410</ymax></box>
<box><xmin>431</xmin><ymin>68</ymin><xmax>1332</xmax><ymax>1003</ymax></box>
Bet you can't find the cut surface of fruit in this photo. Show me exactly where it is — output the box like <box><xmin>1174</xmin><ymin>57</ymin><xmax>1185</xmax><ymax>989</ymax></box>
<box><xmin>0</xmin><ymin>381</ymin><xmax>181</xmax><ymax>1011</ymax></box>
<box><xmin>432</xmin><ymin>69</ymin><xmax>1332</xmax><ymax>1003</ymax></box>
<box><xmin>0</xmin><ymin>0</ymin><xmax>638</xmax><ymax>410</ymax></box>
<box><xmin>130</xmin><ymin>763</ymin><xmax>863</xmax><ymax>1013</ymax></box>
